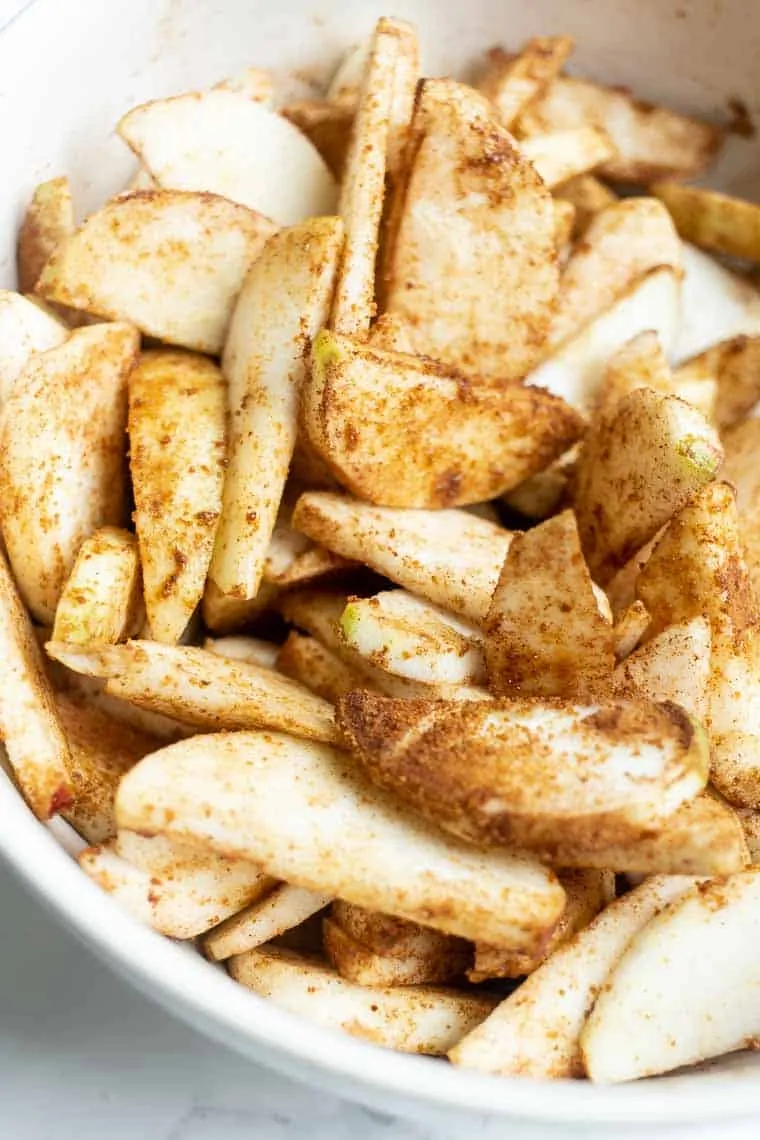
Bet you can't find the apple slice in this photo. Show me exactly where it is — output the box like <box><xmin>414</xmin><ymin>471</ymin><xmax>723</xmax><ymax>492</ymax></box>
<box><xmin>303</xmin><ymin>330</ymin><xmax>582</xmax><ymax>507</ymax></box>
<box><xmin>339</xmin><ymin>590</ymin><xmax>485</xmax><ymax>685</ymax></box>
<box><xmin>276</xmin><ymin>632</ymin><xmax>373</xmax><ymax>703</ymax></box>
<box><xmin>485</xmin><ymin>509</ymin><xmax>615</xmax><ymax>698</ymax></box>
<box><xmin>381</xmin><ymin>78</ymin><xmax>558</xmax><ymax>380</ymax></box>
<box><xmin>520</xmin><ymin>127</ymin><xmax>615</xmax><ymax>189</ymax></box>
<box><xmin>330</xmin><ymin>18</ymin><xmax>417</xmax><ymax>335</ymax></box>
<box><xmin>477</xmin><ymin>38</ymin><xmax>574</xmax><ymax>129</ymax></box>
<box><xmin>723</xmin><ymin>418</ymin><xmax>760</xmax><ymax>600</ymax></box>
<box><xmin>652</xmin><ymin>181</ymin><xmax>760</xmax><ymax>265</ymax></box>
<box><xmin>116</xmin><ymin>731</ymin><xmax>566</xmax><ymax>948</ymax></box>
<box><xmin>204</xmin><ymin>884</ymin><xmax>328</xmax><ymax>962</ymax></box>
<box><xmin>279</xmin><ymin>592</ymin><xmax>488</xmax><ymax>703</ymax></box>
<box><xmin>81</xmin><ymin>830</ymin><xmax>273</xmax><ymax>940</ymax></box>
<box><xmin>554</xmin><ymin>175</ymin><xmax>617</xmax><ymax>237</ymax></box>
<box><xmin>676</xmin><ymin>334</ymin><xmax>760</xmax><ymax>430</ymax></box>
<box><xmin>17</xmin><ymin>175</ymin><xmax>74</xmax><ymax>293</ymax></box>
<box><xmin>549</xmin><ymin>198</ymin><xmax>682</xmax><ymax>350</ymax></box>
<box><xmin>56</xmin><ymin>694</ymin><xmax>157</xmax><ymax>844</ymax></box>
<box><xmin>537</xmin><ymin>793</ymin><xmax>748</xmax><ymax>876</ymax></box>
<box><xmin>573</xmin><ymin>387</ymin><xmax>722</xmax><ymax>584</ymax></box>
<box><xmin>229</xmin><ymin>945</ymin><xmax>496</xmax><ymax>1054</ymax></box>
<box><xmin>128</xmin><ymin>350</ymin><xmax>225</xmax><ymax>644</ymax></box>
<box><xmin>204</xmin><ymin>636</ymin><xmax>279</xmax><ymax>670</ymax></box>
<box><xmin>582</xmin><ymin>870</ymin><xmax>760</xmax><ymax>1082</ymax></box>
<box><xmin>612</xmin><ymin>600</ymin><xmax>650</xmax><ymax>661</ymax></box>
<box><xmin>517</xmin><ymin>74</ymin><xmax>723</xmax><ymax>183</ymax></box>
<box><xmin>0</xmin><ymin>290</ymin><xmax>67</xmax><ymax>405</ymax></box>
<box><xmin>206</xmin><ymin>218</ymin><xmax>342</xmax><ymax>608</ymax></box>
<box><xmin>45</xmin><ymin>640</ymin><xmax>340</xmax><ymax>745</ymax></box>
<box><xmin>0</xmin><ymin>323</ymin><xmax>137</xmax><ymax>622</ymax></box>
<box><xmin>530</xmin><ymin>267</ymin><xmax>682</xmax><ymax>411</ymax></box>
<box><xmin>322</xmin><ymin>915</ymin><xmax>469</xmax><ymax>987</ymax></box>
<box><xmin>0</xmin><ymin>549</ymin><xmax>72</xmax><ymax>820</ymax></box>
<box><xmin>52</xmin><ymin>527</ymin><xmax>142</xmax><ymax>647</ymax></box>
<box><xmin>469</xmin><ymin>870</ymin><xmax>614</xmax><ymax>982</ymax></box>
<box><xmin>37</xmin><ymin>190</ymin><xmax>276</xmax><ymax>354</ymax></box>
<box><xmin>338</xmin><ymin>691</ymin><xmax>708</xmax><ymax>852</ymax></box>
<box><xmin>675</xmin><ymin>243</ymin><xmax>760</xmax><ymax>362</ymax></box>
<box><xmin>118</xmin><ymin>89</ymin><xmax>337</xmax><ymax>225</ymax></box>
<box><xmin>613</xmin><ymin>617</ymin><xmax>711</xmax><ymax>720</ymax></box>
<box><xmin>449</xmin><ymin>876</ymin><xmax>698</xmax><ymax>1078</ymax></box>
<box><xmin>292</xmin><ymin>492</ymin><xmax>513</xmax><ymax>622</ymax></box>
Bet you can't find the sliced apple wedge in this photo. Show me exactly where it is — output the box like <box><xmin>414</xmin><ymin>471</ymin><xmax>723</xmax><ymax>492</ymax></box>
<box><xmin>549</xmin><ymin>199</ymin><xmax>682</xmax><ymax>352</ymax></box>
<box><xmin>280</xmin><ymin>590</ymin><xmax>490</xmax><ymax>702</ymax></box>
<box><xmin>0</xmin><ymin>323</ymin><xmax>137</xmax><ymax>622</ymax></box>
<box><xmin>207</xmin><ymin>218</ymin><xmax>342</xmax><ymax>608</ymax></box>
<box><xmin>52</xmin><ymin>527</ymin><xmax>142</xmax><ymax>647</ymax></box>
<box><xmin>612</xmin><ymin>600</ymin><xmax>650</xmax><ymax>662</ymax></box>
<box><xmin>529</xmin><ymin>267</ymin><xmax>682</xmax><ymax>411</ymax></box>
<box><xmin>676</xmin><ymin>334</ymin><xmax>760</xmax><ymax>430</ymax></box>
<box><xmin>292</xmin><ymin>492</ymin><xmax>513</xmax><ymax>622</ymax></box>
<box><xmin>485</xmin><ymin>510</ymin><xmax>615</xmax><ymax>698</ymax></box>
<box><xmin>723</xmin><ymin>418</ymin><xmax>760</xmax><ymax>599</ymax></box>
<box><xmin>538</xmin><ymin>793</ymin><xmax>748</xmax><ymax>876</ymax></box>
<box><xmin>613</xmin><ymin>617</ymin><xmax>712</xmax><ymax>720</ymax></box>
<box><xmin>381</xmin><ymin>78</ymin><xmax>558</xmax><ymax>380</ymax></box>
<box><xmin>118</xmin><ymin>89</ymin><xmax>337</xmax><ymax>225</ymax></box>
<box><xmin>338</xmin><ymin>692</ymin><xmax>708</xmax><ymax>853</ymax></box>
<box><xmin>330</xmin><ymin>17</ymin><xmax>417</xmax><ymax>335</ymax></box>
<box><xmin>323</xmin><ymin>915</ymin><xmax>469</xmax><ymax>987</ymax></box>
<box><xmin>0</xmin><ymin>290</ymin><xmax>68</xmax><ymax>405</ymax></box>
<box><xmin>635</xmin><ymin>482</ymin><xmax>760</xmax><ymax>807</ymax></box>
<box><xmin>554</xmin><ymin>175</ymin><xmax>617</xmax><ymax>237</ymax></box>
<box><xmin>56</xmin><ymin>694</ymin><xmax>157</xmax><ymax>844</ymax></box>
<box><xmin>229</xmin><ymin>946</ymin><xmax>496</xmax><ymax>1054</ymax></box>
<box><xmin>276</xmin><ymin>631</ymin><xmax>374</xmax><ymax>703</ymax></box>
<box><xmin>477</xmin><ymin>38</ymin><xmax>574</xmax><ymax>129</ymax></box>
<box><xmin>573</xmin><ymin>387</ymin><xmax>723</xmax><ymax>584</ymax></box>
<box><xmin>330</xmin><ymin>901</ymin><xmax>467</xmax><ymax>966</ymax></box>
<box><xmin>469</xmin><ymin>870</ymin><xmax>614</xmax><ymax>982</ymax></box>
<box><xmin>17</xmin><ymin>175</ymin><xmax>74</xmax><ymax>293</ymax></box>
<box><xmin>653</xmin><ymin>181</ymin><xmax>760</xmax><ymax>265</ymax></box>
<box><xmin>116</xmin><ymin>731</ymin><xmax>566</xmax><ymax>948</ymax></box>
<box><xmin>204</xmin><ymin>636</ymin><xmax>279</xmax><ymax>669</ymax></box>
<box><xmin>0</xmin><ymin>549</ymin><xmax>72</xmax><ymax>820</ymax></box>
<box><xmin>596</xmin><ymin>330</ymin><xmax>677</xmax><ymax>418</ymax></box>
<box><xmin>675</xmin><ymin>244</ymin><xmax>760</xmax><ymax>363</ymax></box>
<box><xmin>204</xmin><ymin>884</ymin><xmax>328</xmax><ymax>962</ymax></box>
<box><xmin>81</xmin><ymin>830</ymin><xmax>273</xmax><ymax>940</ymax></box>
<box><xmin>129</xmin><ymin>350</ymin><xmax>226</xmax><ymax>644</ymax></box>
<box><xmin>517</xmin><ymin>74</ymin><xmax>723</xmax><ymax>183</ymax></box>
<box><xmin>302</xmin><ymin>330</ymin><xmax>582</xmax><ymax>507</ymax></box>
<box><xmin>37</xmin><ymin>190</ymin><xmax>276</xmax><ymax>353</ymax></box>
<box><xmin>45</xmin><ymin>640</ymin><xmax>339</xmax><ymax>745</ymax></box>
<box><xmin>449</xmin><ymin>876</ymin><xmax>698</xmax><ymax>1078</ymax></box>
<box><xmin>520</xmin><ymin>127</ymin><xmax>615</xmax><ymax>189</ymax></box>
<box><xmin>582</xmin><ymin>870</ymin><xmax>760</xmax><ymax>1082</ymax></box>
<box><xmin>339</xmin><ymin>590</ymin><xmax>485</xmax><ymax>685</ymax></box>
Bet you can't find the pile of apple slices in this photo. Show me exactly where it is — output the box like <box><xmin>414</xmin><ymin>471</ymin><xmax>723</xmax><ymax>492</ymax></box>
<box><xmin>4</xmin><ymin>15</ymin><xmax>760</xmax><ymax>1082</ymax></box>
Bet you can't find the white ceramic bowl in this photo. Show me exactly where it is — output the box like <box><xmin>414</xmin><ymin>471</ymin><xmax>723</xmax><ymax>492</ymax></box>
<box><xmin>2</xmin><ymin>0</ymin><xmax>760</xmax><ymax>1132</ymax></box>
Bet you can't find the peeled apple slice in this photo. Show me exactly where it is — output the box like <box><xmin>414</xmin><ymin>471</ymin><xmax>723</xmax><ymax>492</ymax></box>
<box><xmin>529</xmin><ymin>267</ymin><xmax>682</xmax><ymax>412</ymax></box>
<box><xmin>118</xmin><ymin>89</ymin><xmax>337</xmax><ymax>225</ymax></box>
<box><xmin>582</xmin><ymin>870</ymin><xmax>760</xmax><ymax>1082</ymax></box>
<box><xmin>675</xmin><ymin>244</ymin><xmax>760</xmax><ymax>363</ymax></box>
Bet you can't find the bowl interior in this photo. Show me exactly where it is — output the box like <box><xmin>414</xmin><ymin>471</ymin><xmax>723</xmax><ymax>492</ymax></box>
<box><xmin>1</xmin><ymin>0</ymin><xmax>760</xmax><ymax>1125</ymax></box>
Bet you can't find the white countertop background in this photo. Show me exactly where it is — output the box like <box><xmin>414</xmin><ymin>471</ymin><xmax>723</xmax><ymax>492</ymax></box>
<box><xmin>2</xmin><ymin>1</ymin><xmax>760</xmax><ymax>1136</ymax></box>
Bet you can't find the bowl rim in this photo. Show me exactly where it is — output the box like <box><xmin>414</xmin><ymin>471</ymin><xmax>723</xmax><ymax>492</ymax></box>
<box><xmin>3</xmin><ymin>0</ymin><xmax>760</xmax><ymax>1124</ymax></box>
<box><xmin>2</xmin><ymin>773</ymin><xmax>760</xmax><ymax>1126</ymax></box>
